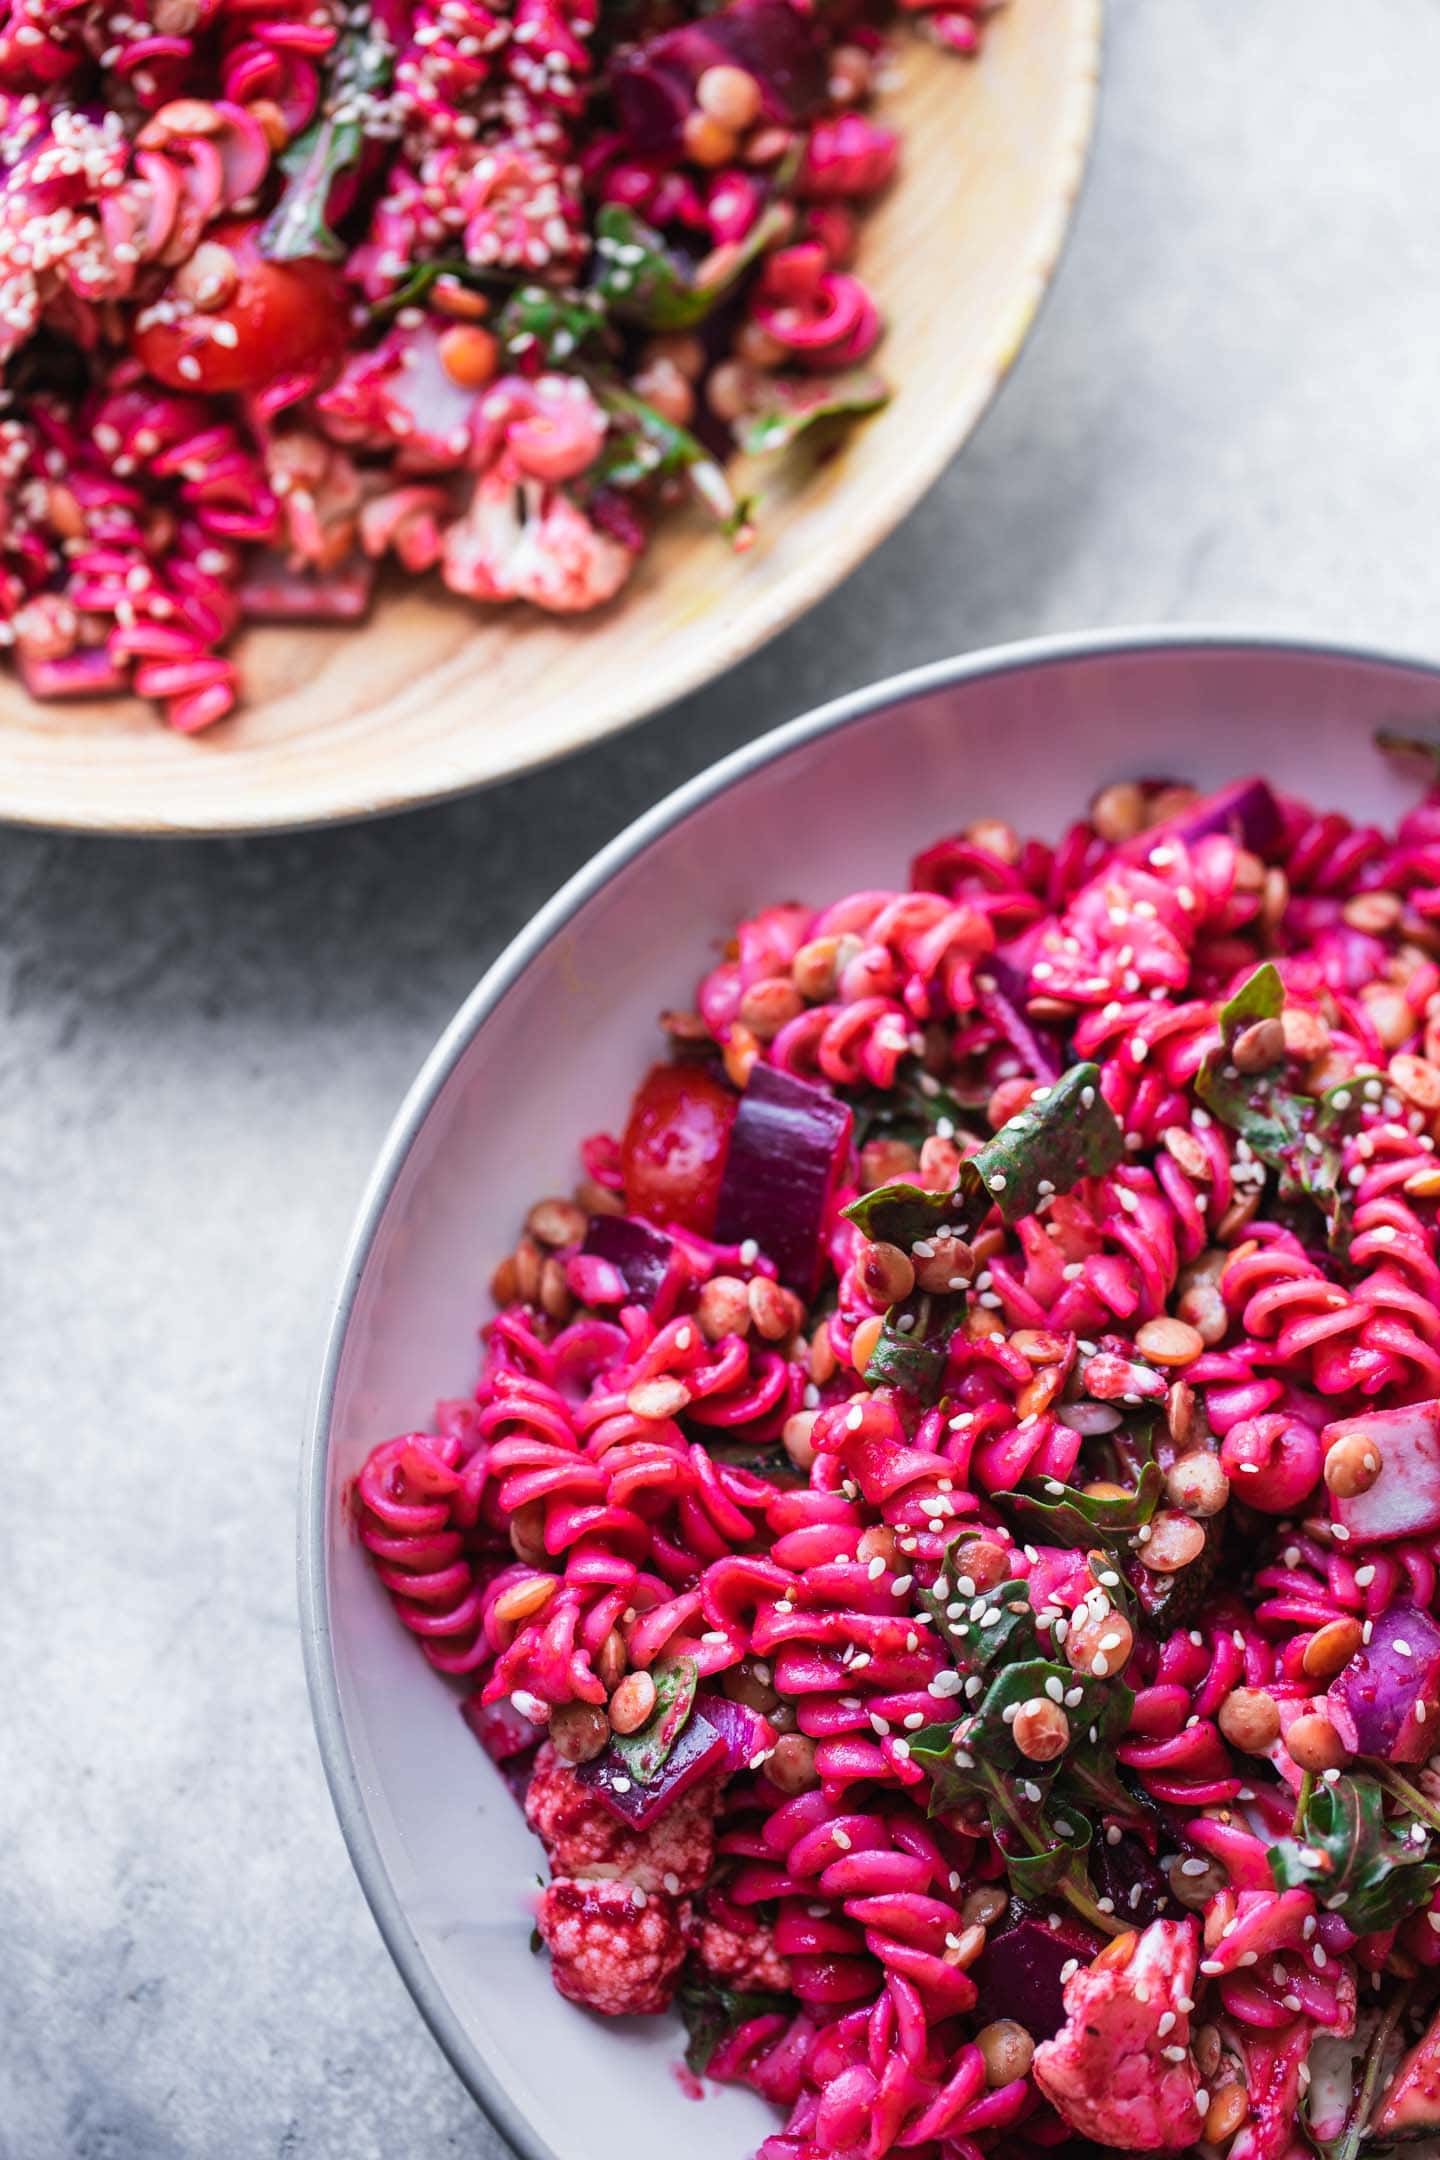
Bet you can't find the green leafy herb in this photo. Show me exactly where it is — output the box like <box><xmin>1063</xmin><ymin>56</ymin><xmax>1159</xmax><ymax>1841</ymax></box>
<box><xmin>918</xmin><ymin>1544</ymin><xmax>1040</xmax><ymax>1673</ymax></box>
<box><xmin>1195</xmin><ymin>963</ymin><xmax>1348</xmax><ymax>1245</ymax></box>
<box><xmin>1007</xmin><ymin>1460</ymin><xmax>1164</xmax><ymax>1552</ymax></box>
<box><xmin>587</xmin><ymin>377</ymin><xmax>753</xmax><ymax>538</ymax></box>
<box><xmin>677</xmin><ymin>1972</ymin><xmax>792</xmax><ymax>2075</ymax></box>
<box><xmin>845</xmin><ymin>1062</ymin><xmax>1122</xmax><ymax>1248</ymax></box>
<box><xmin>734</xmin><ymin>369</ymin><xmax>889</xmax><ymax>456</ymax></box>
<box><xmin>592</xmin><ymin>201</ymin><xmax>790</xmax><ymax>330</ymax></box>
<box><xmin>909</xmin><ymin>1655</ymin><xmax>1133</xmax><ymax>1935</ymax></box>
<box><xmin>497</xmin><ymin>283</ymin><xmax>610</xmax><ymax>366</ymax></box>
<box><xmin>865</xmin><ymin>1290</ymin><xmax>964</xmax><ymax>1401</ymax></box>
<box><xmin>1270</xmin><ymin>1772</ymin><xmax>1440</xmax><ymax>1932</ymax></box>
<box><xmin>262</xmin><ymin>15</ymin><xmax>393</xmax><ymax>261</ymax></box>
<box><xmin>611</xmin><ymin>1655</ymin><xmax>699</xmax><ymax>1784</ymax></box>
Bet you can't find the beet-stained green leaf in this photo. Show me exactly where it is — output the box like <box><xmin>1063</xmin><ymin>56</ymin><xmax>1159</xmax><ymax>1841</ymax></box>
<box><xmin>734</xmin><ymin>369</ymin><xmax>889</xmax><ymax>456</ymax></box>
<box><xmin>592</xmin><ymin>201</ymin><xmax>789</xmax><ymax>330</ymax></box>
<box><xmin>844</xmin><ymin>1062</ymin><xmax>1122</xmax><ymax>1247</ymax></box>
<box><xmin>263</xmin><ymin>14</ymin><xmax>392</xmax><ymax>261</ymax></box>
<box><xmin>610</xmin><ymin>1655</ymin><xmax>699</xmax><ymax>1784</ymax></box>
<box><xmin>677</xmin><ymin>1972</ymin><xmax>792</xmax><ymax>2075</ymax></box>
<box><xmin>865</xmin><ymin>1290</ymin><xmax>964</xmax><ymax>1401</ymax></box>
<box><xmin>1270</xmin><ymin>1772</ymin><xmax>1440</xmax><ymax>1933</ymax></box>
<box><xmin>1006</xmin><ymin>1460</ymin><xmax>1164</xmax><ymax>1552</ymax></box>
<box><xmin>588</xmin><ymin>377</ymin><xmax>753</xmax><ymax>539</ymax></box>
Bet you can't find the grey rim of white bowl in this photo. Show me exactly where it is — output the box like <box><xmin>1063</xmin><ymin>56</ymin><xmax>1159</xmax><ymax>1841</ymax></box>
<box><xmin>298</xmin><ymin>623</ymin><xmax>1440</xmax><ymax>2154</ymax></box>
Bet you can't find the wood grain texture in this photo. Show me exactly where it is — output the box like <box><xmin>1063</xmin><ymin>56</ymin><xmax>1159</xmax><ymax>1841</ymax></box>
<box><xmin>0</xmin><ymin>0</ymin><xmax>1101</xmax><ymax>834</ymax></box>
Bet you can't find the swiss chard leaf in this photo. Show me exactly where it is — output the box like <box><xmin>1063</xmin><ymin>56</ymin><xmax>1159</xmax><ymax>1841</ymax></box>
<box><xmin>592</xmin><ymin>201</ymin><xmax>789</xmax><ymax>330</ymax></box>
<box><xmin>588</xmin><ymin>377</ymin><xmax>753</xmax><ymax>538</ymax></box>
<box><xmin>262</xmin><ymin>15</ymin><xmax>392</xmax><ymax>261</ymax></box>
<box><xmin>850</xmin><ymin>1069</ymin><xmax>989</xmax><ymax>1149</ymax></box>
<box><xmin>734</xmin><ymin>369</ymin><xmax>889</xmax><ymax>455</ymax></box>
<box><xmin>1196</xmin><ymin>963</ymin><xmax>1348</xmax><ymax>1245</ymax></box>
<box><xmin>865</xmin><ymin>1290</ymin><xmax>964</xmax><ymax>1402</ymax></box>
<box><xmin>497</xmin><ymin>283</ymin><xmax>610</xmax><ymax>365</ymax></box>
<box><xmin>845</xmin><ymin>1062</ymin><xmax>1122</xmax><ymax>1247</ymax></box>
<box><xmin>1270</xmin><ymin>1772</ymin><xmax>1440</xmax><ymax>1933</ymax></box>
<box><xmin>911</xmin><ymin>1658</ymin><xmax>1131</xmax><ymax>1931</ymax></box>
<box><xmin>1006</xmin><ymin>1460</ymin><xmax>1164</xmax><ymax>1552</ymax></box>
<box><xmin>917</xmin><ymin>1543</ymin><xmax>1039</xmax><ymax>1673</ymax></box>
<box><xmin>677</xmin><ymin>1972</ymin><xmax>792</xmax><ymax>2074</ymax></box>
<box><xmin>611</xmin><ymin>1655</ymin><xmax>699</xmax><ymax>1784</ymax></box>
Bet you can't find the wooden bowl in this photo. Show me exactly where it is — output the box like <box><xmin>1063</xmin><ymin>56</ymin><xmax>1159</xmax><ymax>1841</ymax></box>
<box><xmin>0</xmin><ymin>0</ymin><xmax>1100</xmax><ymax>834</ymax></box>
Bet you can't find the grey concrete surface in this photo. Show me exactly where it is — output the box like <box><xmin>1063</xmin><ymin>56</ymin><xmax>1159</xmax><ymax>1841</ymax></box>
<box><xmin>5</xmin><ymin>0</ymin><xmax>1440</xmax><ymax>2152</ymax></box>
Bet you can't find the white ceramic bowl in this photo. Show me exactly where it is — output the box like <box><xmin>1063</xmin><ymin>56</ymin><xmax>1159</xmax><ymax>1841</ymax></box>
<box><xmin>301</xmin><ymin>628</ymin><xmax>1440</xmax><ymax>2160</ymax></box>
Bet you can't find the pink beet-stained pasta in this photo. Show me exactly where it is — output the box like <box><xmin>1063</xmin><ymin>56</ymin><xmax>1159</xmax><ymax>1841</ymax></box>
<box><xmin>1</xmin><ymin>0</ymin><xmax>995</xmax><ymax>734</ymax></box>
<box><xmin>358</xmin><ymin>747</ymin><xmax>1440</xmax><ymax>2158</ymax></box>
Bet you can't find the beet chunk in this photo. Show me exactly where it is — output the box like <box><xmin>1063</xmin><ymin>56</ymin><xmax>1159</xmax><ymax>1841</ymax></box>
<box><xmin>971</xmin><ymin>1902</ymin><xmax>1104</xmax><ymax>2038</ymax></box>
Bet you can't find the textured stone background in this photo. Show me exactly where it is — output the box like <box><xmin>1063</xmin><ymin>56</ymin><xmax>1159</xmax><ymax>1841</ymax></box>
<box><xmin>6</xmin><ymin>1</ymin><xmax>1440</xmax><ymax>2152</ymax></box>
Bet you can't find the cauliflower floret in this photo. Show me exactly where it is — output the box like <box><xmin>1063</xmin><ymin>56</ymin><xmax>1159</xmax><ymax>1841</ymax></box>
<box><xmin>689</xmin><ymin>1909</ymin><xmax>790</xmax><ymax>1992</ymax></box>
<box><xmin>524</xmin><ymin>1742</ymin><xmax>718</xmax><ymax>1894</ymax></box>
<box><xmin>442</xmin><ymin>467</ymin><xmax>635</xmax><ymax>613</ymax></box>
<box><xmin>538</xmin><ymin>1876</ymin><xmax>687</xmax><ymax>2017</ymax></box>
<box><xmin>1032</xmin><ymin>1919</ymin><xmax>1205</xmax><ymax>2151</ymax></box>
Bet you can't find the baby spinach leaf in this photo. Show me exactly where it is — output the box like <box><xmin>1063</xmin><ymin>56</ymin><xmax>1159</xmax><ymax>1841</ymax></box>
<box><xmin>263</xmin><ymin>14</ymin><xmax>392</xmax><ymax>261</ymax></box>
<box><xmin>845</xmin><ymin>1062</ymin><xmax>1122</xmax><ymax>1247</ymax></box>
<box><xmin>734</xmin><ymin>369</ymin><xmax>889</xmax><ymax>455</ymax></box>
<box><xmin>498</xmin><ymin>283</ymin><xmax>610</xmax><ymax>365</ymax></box>
<box><xmin>611</xmin><ymin>1655</ymin><xmax>699</xmax><ymax>1784</ymax></box>
<box><xmin>1270</xmin><ymin>1772</ymin><xmax>1440</xmax><ymax>1933</ymax></box>
<box><xmin>677</xmin><ymin>1972</ymin><xmax>792</xmax><ymax>2074</ymax></box>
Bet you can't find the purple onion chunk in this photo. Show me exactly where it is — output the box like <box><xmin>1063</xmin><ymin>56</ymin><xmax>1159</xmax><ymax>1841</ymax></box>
<box><xmin>1154</xmin><ymin>776</ymin><xmax>1283</xmax><ymax>855</ymax></box>
<box><xmin>579</xmin><ymin>1212</ymin><xmax>676</xmax><ymax>1307</ymax></box>
<box><xmin>971</xmin><ymin>1903</ymin><xmax>1104</xmax><ymax>2037</ymax></box>
<box><xmin>576</xmin><ymin>1710</ymin><xmax>727</xmax><ymax>1828</ymax></box>
<box><xmin>695</xmin><ymin>1690</ymin><xmax>776</xmax><ymax>1774</ymax></box>
<box><xmin>1327</xmin><ymin>1604</ymin><xmax>1440</xmax><ymax>1766</ymax></box>
<box><xmin>714</xmin><ymin>1061</ymin><xmax>853</xmax><ymax>1298</ymax></box>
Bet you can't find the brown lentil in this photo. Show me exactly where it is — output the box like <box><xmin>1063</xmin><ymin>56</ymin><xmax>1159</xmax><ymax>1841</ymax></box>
<box><xmin>594</xmin><ymin>1630</ymin><xmax>627</xmax><ymax>1691</ymax></box>
<box><xmin>857</xmin><ymin>1525</ymin><xmax>898</xmax><ymax>1570</ymax></box>
<box><xmin>609</xmin><ymin>1670</ymin><xmax>658</xmax><ymax>1734</ymax></box>
<box><xmin>1161</xmin><ymin>1126</ymin><xmax>1212</xmax><ymax>1180</ymax></box>
<box><xmin>1138</xmin><ymin>1511</ymin><xmax>1208</xmax><ymax>1572</ymax></box>
<box><xmin>549</xmin><ymin>1701</ymin><xmax>611</xmax><ymax>1763</ymax></box>
<box><xmin>1165</xmin><ymin>1450</ymin><xmax>1229</xmax><ymax>1518</ymax></box>
<box><xmin>976</xmin><ymin>2021</ymin><xmax>1034</xmax><ymax>2087</ymax></box>
<box><xmin>966</xmin><ymin>818</ymin><xmax>1021</xmax><ymax>863</ymax></box>
<box><xmin>722</xmin><ymin>1021</ymin><xmax>762</xmax><ymax>1088</ymax></box>
<box><xmin>1192</xmin><ymin>2023</ymin><xmax>1224</xmax><ymax>2081</ymax></box>
<box><xmin>749</xmin><ymin>1275</ymin><xmax>804</xmax><ymax>1341</ymax></box>
<box><xmin>783</xmin><ymin>1411</ymin><xmax>819</xmax><ymax>1471</ymax></box>
<box><xmin>492</xmin><ymin>1574</ymin><xmax>559</xmax><ymax>1625</ymax></box>
<box><xmin>1286</xmin><ymin>1712</ymin><xmax>1349</xmax><ymax>1772</ymax></box>
<box><xmin>737</xmin><ymin>976</ymin><xmax>806</xmax><ymax>1041</ymax></box>
<box><xmin>437</xmin><ymin>323</ymin><xmax>500</xmax><ymax>389</ymax></box>
<box><xmin>1390</xmin><ymin>1052</ymin><xmax>1440</xmax><ymax>1111</ymax></box>
<box><xmin>1204</xmin><ymin>2086</ymin><xmax>1250</xmax><ymax>2147</ymax></box>
<box><xmin>1302</xmin><ymin>1616</ymin><xmax>1365</xmax><ymax>1683</ymax></box>
<box><xmin>695</xmin><ymin>62</ymin><xmax>763</xmax><ymax>128</ymax></box>
<box><xmin>767</xmin><ymin>1733</ymin><xmax>819</xmax><ymax>1793</ymax></box>
<box><xmin>683</xmin><ymin>109</ymin><xmax>738</xmax><ymax>164</ymax></box>
<box><xmin>1324</xmin><ymin>1432</ymin><xmax>1382</xmax><ymax>1497</ymax></box>
<box><xmin>859</xmin><ymin>1240</ymin><xmax>917</xmax><ymax>1307</ymax></box>
<box><xmin>576</xmin><ymin>1176</ymin><xmax>625</xmax><ymax>1217</ymax></box>
<box><xmin>961</xmin><ymin>1885</ymin><xmax>1009</xmax><ymax>1927</ymax></box>
<box><xmin>724</xmin><ymin>1658</ymin><xmax>780</xmax><ymax>1714</ymax></box>
<box><xmin>630</xmin><ymin>357</ymin><xmax>695</xmax><ymax>428</ymax></box>
<box><xmin>851</xmin><ymin>1314</ymin><xmax>885</xmax><ymax>1373</ymax></box>
<box><xmin>960</xmin><ymin>1540</ymin><xmax>1011</xmax><ymax>1591</ymax></box>
<box><xmin>1407</xmin><ymin>1165</ymin><xmax>1440</xmax><ymax>1198</ymax></box>
<box><xmin>1166</xmin><ymin>1379</ymin><xmax>1200</xmax><ymax>1449</ymax></box>
<box><xmin>944</xmin><ymin>1923</ymin><xmax>989</xmax><ymax>1969</ymax></box>
<box><xmin>538</xmin><ymin>1256</ymin><xmax>571</xmax><ymax>1321</ymax></box>
<box><xmin>1282</xmin><ymin>1006</ymin><xmax>1331</xmax><ymax>1060</ymax></box>
<box><xmin>1091</xmin><ymin>1929</ymin><xmax>1138</xmax><ymax>1972</ymax></box>
<box><xmin>1166</xmin><ymin>1853</ymin><xmax>1228</xmax><ymax>1911</ymax></box>
<box><xmin>810</xmin><ymin>1321</ymin><xmax>838</xmax><ymax>1384</ymax></box>
<box><xmin>1363</xmin><ymin>985</ymin><xmax>1416</xmax><ymax>1051</ymax></box>
<box><xmin>627</xmin><ymin>1375</ymin><xmax>692</xmax><ymax>1420</ymax></box>
<box><xmin>508</xmin><ymin>1501</ymin><xmax>549</xmax><ymax>1569</ymax></box>
<box><xmin>698</xmin><ymin>1274</ymin><xmax>752</xmax><ymax>1341</ymax></box>
<box><xmin>1232</xmin><ymin>1016</ymin><xmax>1286</xmax><ymax>1074</ymax></box>
<box><xmin>1090</xmin><ymin>782</ymin><xmax>1147</xmax><ymax>843</ymax></box>
<box><xmin>859</xmin><ymin>1136</ymin><xmax>921</xmax><ymax>1188</ymax></box>
<box><xmin>1135</xmin><ymin>1316</ymin><xmax>1206</xmax><ymax>1366</ymax></box>
<box><xmin>1217</xmin><ymin>1687</ymin><xmax>1282</xmax><ymax>1753</ymax></box>
<box><xmin>987</xmin><ymin>1076</ymin><xmax>1039</xmax><ymax>1127</ymax></box>
<box><xmin>1012</xmin><ymin>1699</ymin><xmax>1070</xmax><ymax>1762</ymax></box>
<box><xmin>1065</xmin><ymin>1608</ymin><xmax>1134</xmax><ymax>1678</ymax></box>
<box><xmin>1342</xmin><ymin>889</ymin><xmax>1403</xmax><ymax>934</ymax></box>
<box><xmin>914</xmin><ymin>1234</ymin><xmax>977</xmax><ymax>1294</ymax></box>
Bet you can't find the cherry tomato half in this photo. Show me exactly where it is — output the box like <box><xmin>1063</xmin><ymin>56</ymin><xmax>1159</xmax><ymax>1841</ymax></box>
<box><xmin>132</xmin><ymin>221</ymin><xmax>348</xmax><ymax>396</ymax></box>
<box><xmin>620</xmin><ymin>1063</ymin><xmax>737</xmax><ymax>1234</ymax></box>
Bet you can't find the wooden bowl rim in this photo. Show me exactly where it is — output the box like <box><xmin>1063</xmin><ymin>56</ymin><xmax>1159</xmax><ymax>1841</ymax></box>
<box><xmin>0</xmin><ymin>0</ymin><xmax>1103</xmax><ymax>836</ymax></box>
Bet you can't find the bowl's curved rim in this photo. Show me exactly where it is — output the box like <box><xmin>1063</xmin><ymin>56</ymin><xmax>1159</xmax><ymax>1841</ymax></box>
<box><xmin>1</xmin><ymin>0</ymin><xmax>1103</xmax><ymax>841</ymax></box>
<box><xmin>299</xmin><ymin>624</ymin><xmax>1440</xmax><ymax>2150</ymax></box>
